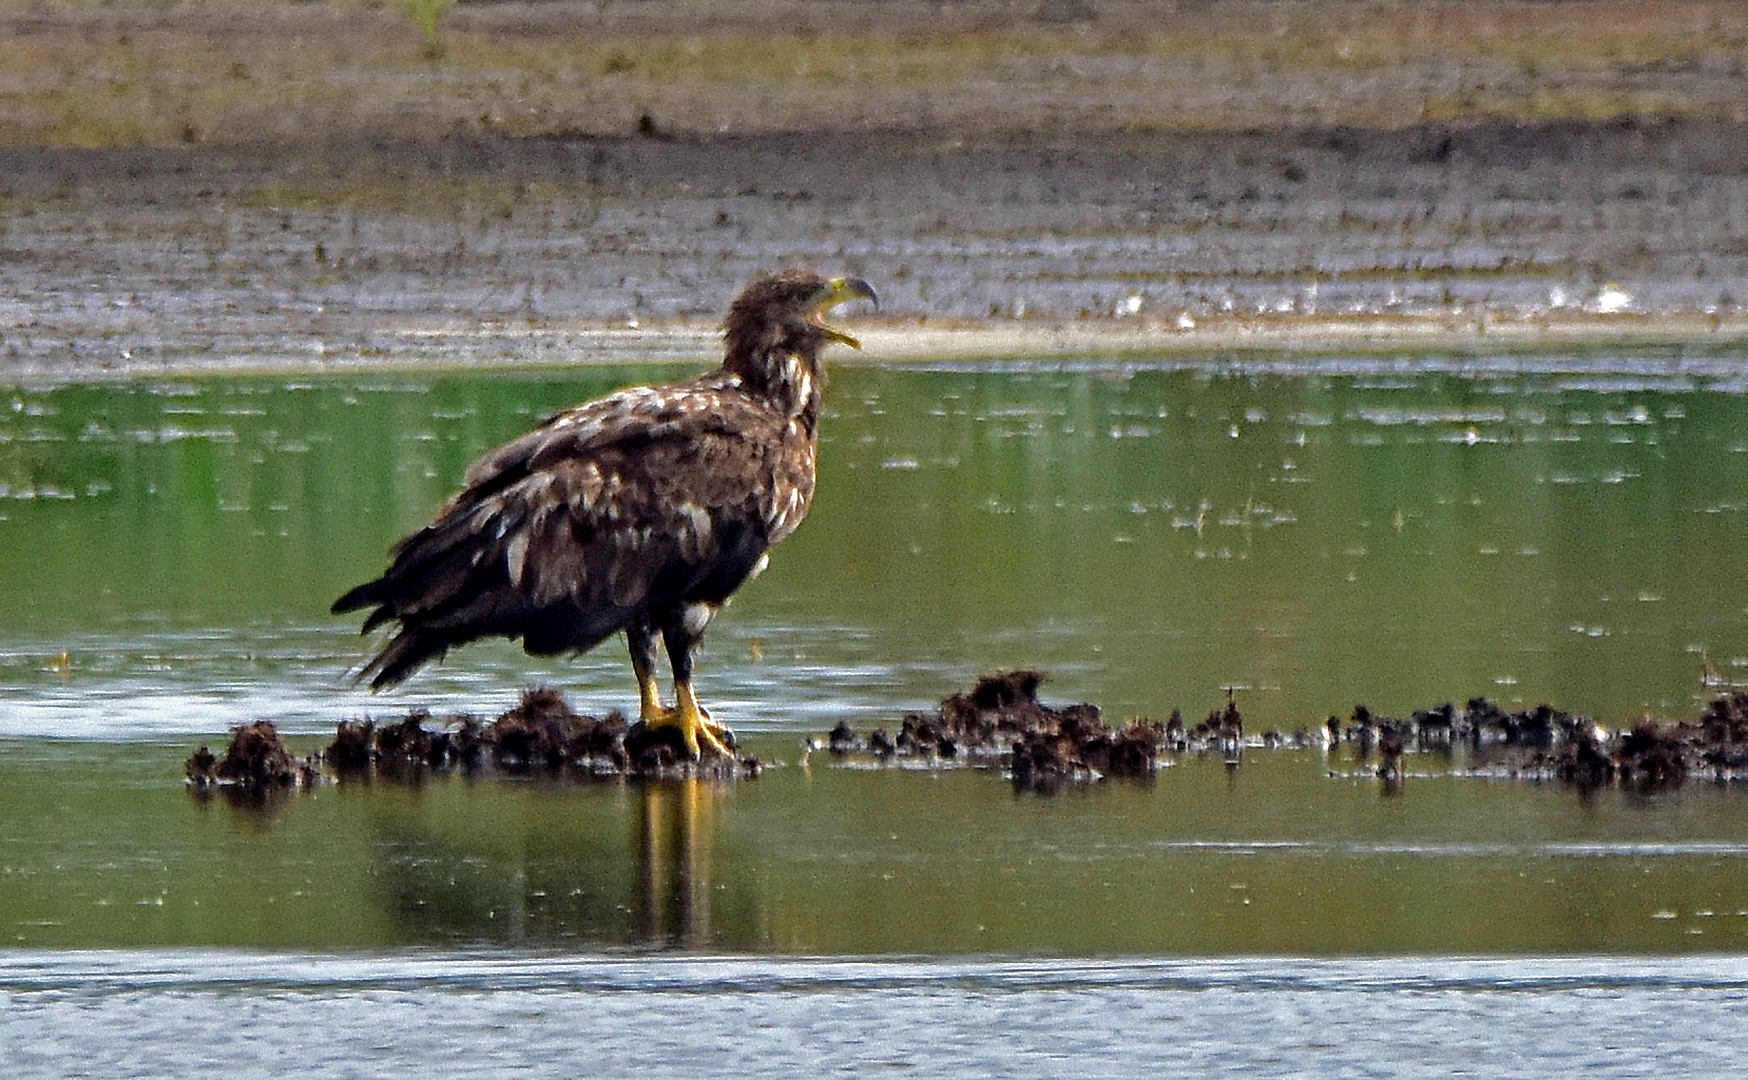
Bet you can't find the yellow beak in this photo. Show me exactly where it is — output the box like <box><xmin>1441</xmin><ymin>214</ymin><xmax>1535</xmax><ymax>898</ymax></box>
<box><xmin>814</xmin><ymin>276</ymin><xmax>879</xmax><ymax>350</ymax></box>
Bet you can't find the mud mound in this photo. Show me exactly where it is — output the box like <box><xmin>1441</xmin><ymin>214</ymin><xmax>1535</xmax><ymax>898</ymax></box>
<box><xmin>816</xmin><ymin>677</ymin><xmax>1748</xmax><ymax>793</ymax></box>
<box><xmin>1330</xmin><ymin>695</ymin><xmax>1748</xmax><ymax>790</ymax></box>
<box><xmin>186</xmin><ymin>679</ymin><xmax>1748</xmax><ymax>796</ymax></box>
<box><xmin>330</xmin><ymin>687</ymin><xmax>759</xmax><ymax>779</ymax></box>
<box><xmin>186</xmin><ymin>688</ymin><xmax>759</xmax><ymax>790</ymax></box>
<box><xmin>186</xmin><ymin>720</ymin><xmax>320</xmax><ymax>791</ymax></box>
<box><xmin>817</xmin><ymin>669</ymin><xmax>1174</xmax><ymax>787</ymax></box>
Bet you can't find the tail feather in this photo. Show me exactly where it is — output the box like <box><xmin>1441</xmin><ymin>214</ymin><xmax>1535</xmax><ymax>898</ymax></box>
<box><xmin>355</xmin><ymin>628</ymin><xmax>449</xmax><ymax>690</ymax></box>
<box><xmin>331</xmin><ymin>578</ymin><xmax>385</xmax><ymax>615</ymax></box>
<box><xmin>331</xmin><ymin>473</ymin><xmax>615</xmax><ymax>687</ymax></box>
<box><xmin>360</xmin><ymin>604</ymin><xmax>396</xmax><ymax>635</ymax></box>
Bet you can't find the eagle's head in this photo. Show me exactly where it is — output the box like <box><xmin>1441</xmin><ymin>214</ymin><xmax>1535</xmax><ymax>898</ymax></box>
<box><xmin>723</xmin><ymin>271</ymin><xmax>879</xmax><ymax>395</ymax></box>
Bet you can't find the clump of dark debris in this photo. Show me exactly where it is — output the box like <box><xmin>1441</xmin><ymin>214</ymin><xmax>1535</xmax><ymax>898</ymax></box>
<box><xmin>186</xmin><ymin>688</ymin><xmax>760</xmax><ymax>792</ymax></box>
<box><xmin>817</xmin><ymin>669</ymin><xmax>1170</xmax><ymax>787</ymax></box>
<box><xmin>813</xmin><ymin>674</ymin><xmax>1748</xmax><ymax>793</ymax></box>
<box><xmin>186</xmin><ymin>720</ymin><xmax>321</xmax><ymax>791</ymax></box>
<box><xmin>188</xmin><ymin>677</ymin><xmax>1748</xmax><ymax>796</ymax></box>
<box><xmin>326</xmin><ymin>689</ymin><xmax>654</xmax><ymax>775</ymax></box>
<box><xmin>1327</xmin><ymin>693</ymin><xmax>1748</xmax><ymax>790</ymax></box>
<box><xmin>817</xmin><ymin>671</ymin><xmax>1322</xmax><ymax>786</ymax></box>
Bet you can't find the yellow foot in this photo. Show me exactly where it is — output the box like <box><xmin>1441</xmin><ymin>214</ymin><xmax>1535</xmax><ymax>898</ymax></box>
<box><xmin>640</xmin><ymin>690</ymin><xmax>736</xmax><ymax>760</ymax></box>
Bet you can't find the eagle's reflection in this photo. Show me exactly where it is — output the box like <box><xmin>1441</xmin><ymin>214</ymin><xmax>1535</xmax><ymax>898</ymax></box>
<box><xmin>230</xmin><ymin>765</ymin><xmax>746</xmax><ymax>947</ymax></box>
<box><xmin>631</xmin><ymin>777</ymin><xmax>718</xmax><ymax>948</ymax></box>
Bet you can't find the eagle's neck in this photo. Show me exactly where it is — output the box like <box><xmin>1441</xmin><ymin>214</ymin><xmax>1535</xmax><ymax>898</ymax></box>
<box><xmin>724</xmin><ymin>342</ymin><xmax>825</xmax><ymax>433</ymax></box>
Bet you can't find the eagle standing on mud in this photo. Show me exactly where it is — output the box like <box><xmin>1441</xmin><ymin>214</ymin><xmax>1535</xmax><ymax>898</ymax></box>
<box><xmin>332</xmin><ymin>271</ymin><xmax>878</xmax><ymax>758</ymax></box>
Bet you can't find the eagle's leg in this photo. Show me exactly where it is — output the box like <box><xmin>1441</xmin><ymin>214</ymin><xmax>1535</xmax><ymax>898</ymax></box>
<box><xmin>668</xmin><ymin>680</ymin><xmax>734</xmax><ymax>760</ymax></box>
<box><xmin>661</xmin><ymin>604</ymin><xmax>736</xmax><ymax>759</ymax></box>
<box><xmin>627</xmin><ymin>614</ymin><xmax>734</xmax><ymax>759</ymax></box>
<box><xmin>627</xmin><ymin>620</ymin><xmax>669</xmax><ymax>723</ymax></box>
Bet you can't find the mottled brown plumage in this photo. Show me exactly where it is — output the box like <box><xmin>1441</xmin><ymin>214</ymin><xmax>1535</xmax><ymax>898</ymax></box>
<box><xmin>333</xmin><ymin>270</ymin><xmax>877</xmax><ymax>757</ymax></box>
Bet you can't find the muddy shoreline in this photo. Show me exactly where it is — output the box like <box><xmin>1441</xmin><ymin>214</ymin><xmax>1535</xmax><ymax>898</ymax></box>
<box><xmin>6</xmin><ymin>2</ymin><xmax>1748</xmax><ymax>379</ymax></box>
<box><xmin>8</xmin><ymin>117</ymin><xmax>1748</xmax><ymax>380</ymax></box>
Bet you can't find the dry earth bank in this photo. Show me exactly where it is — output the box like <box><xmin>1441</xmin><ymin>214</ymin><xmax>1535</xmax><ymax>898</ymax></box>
<box><xmin>4</xmin><ymin>1</ymin><xmax>1748</xmax><ymax>375</ymax></box>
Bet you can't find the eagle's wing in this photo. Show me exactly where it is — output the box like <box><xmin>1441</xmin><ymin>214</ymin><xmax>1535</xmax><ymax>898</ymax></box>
<box><xmin>334</xmin><ymin>383</ymin><xmax>796</xmax><ymax>688</ymax></box>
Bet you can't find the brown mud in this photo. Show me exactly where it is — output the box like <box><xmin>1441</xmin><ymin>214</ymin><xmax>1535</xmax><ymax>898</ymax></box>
<box><xmin>7</xmin><ymin>1</ymin><xmax>1748</xmax><ymax>380</ymax></box>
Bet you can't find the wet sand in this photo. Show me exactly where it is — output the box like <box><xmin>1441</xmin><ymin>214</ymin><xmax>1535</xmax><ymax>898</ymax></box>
<box><xmin>5</xmin><ymin>0</ymin><xmax>1748</xmax><ymax>379</ymax></box>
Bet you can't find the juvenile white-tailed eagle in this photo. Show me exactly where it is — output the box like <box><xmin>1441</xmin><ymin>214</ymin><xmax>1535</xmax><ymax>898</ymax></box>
<box><xmin>333</xmin><ymin>270</ymin><xmax>878</xmax><ymax>758</ymax></box>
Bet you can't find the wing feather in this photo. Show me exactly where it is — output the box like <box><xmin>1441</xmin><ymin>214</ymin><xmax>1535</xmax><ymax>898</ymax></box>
<box><xmin>334</xmin><ymin>380</ymin><xmax>806</xmax><ymax>688</ymax></box>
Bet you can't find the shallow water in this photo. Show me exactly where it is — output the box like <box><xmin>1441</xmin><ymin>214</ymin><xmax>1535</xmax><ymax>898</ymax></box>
<box><xmin>6</xmin><ymin>349</ymin><xmax>1748</xmax><ymax>1072</ymax></box>
<box><xmin>7</xmin><ymin>951</ymin><xmax>1748</xmax><ymax>1080</ymax></box>
<box><xmin>5</xmin><ymin>351</ymin><xmax>1748</xmax><ymax>736</ymax></box>
<box><xmin>5</xmin><ymin>737</ymin><xmax>1748</xmax><ymax>955</ymax></box>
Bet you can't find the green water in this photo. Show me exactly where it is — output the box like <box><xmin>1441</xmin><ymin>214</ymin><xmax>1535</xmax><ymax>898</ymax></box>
<box><xmin>7</xmin><ymin>739</ymin><xmax>1748</xmax><ymax>954</ymax></box>
<box><xmin>5</xmin><ymin>353</ymin><xmax>1748</xmax><ymax>953</ymax></box>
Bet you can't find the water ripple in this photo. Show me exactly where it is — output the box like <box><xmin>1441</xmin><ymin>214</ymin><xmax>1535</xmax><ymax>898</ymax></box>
<box><xmin>4</xmin><ymin>952</ymin><xmax>1748</xmax><ymax>1079</ymax></box>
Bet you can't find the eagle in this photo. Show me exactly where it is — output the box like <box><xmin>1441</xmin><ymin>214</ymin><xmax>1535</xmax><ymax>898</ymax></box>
<box><xmin>332</xmin><ymin>270</ymin><xmax>878</xmax><ymax>758</ymax></box>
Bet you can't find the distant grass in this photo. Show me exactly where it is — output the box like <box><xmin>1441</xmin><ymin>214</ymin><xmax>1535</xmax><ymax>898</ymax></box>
<box><xmin>396</xmin><ymin>0</ymin><xmax>456</xmax><ymax>59</ymax></box>
<box><xmin>2</xmin><ymin>0</ymin><xmax>1746</xmax><ymax>148</ymax></box>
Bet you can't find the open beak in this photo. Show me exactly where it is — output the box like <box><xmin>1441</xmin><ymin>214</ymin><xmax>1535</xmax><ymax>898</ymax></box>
<box><xmin>814</xmin><ymin>276</ymin><xmax>879</xmax><ymax>350</ymax></box>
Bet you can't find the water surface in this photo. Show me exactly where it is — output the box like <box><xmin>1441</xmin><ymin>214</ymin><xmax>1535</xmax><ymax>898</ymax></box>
<box><xmin>7</xmin><ymin>951</ymin><xmax>1747</xmax><ymax>1080</ymax></box>
<box><xmin>6</xmin><ymin>351</ymin><xmax>1748</xmax><ymax>738</ymax></box>
<box><xmin>6</xmin><ymin>349</ymin><xmax>1748</xmax><ymax>1074</ymax></box>
<box><xmin>4</xmin><ymin>736</ymin><xmax>1748</xmax><ymax>954</ymax></box>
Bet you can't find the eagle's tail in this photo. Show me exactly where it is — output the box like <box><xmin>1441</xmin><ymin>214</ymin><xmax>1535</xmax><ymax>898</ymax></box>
<box><xmin>352</xmin><ymin>627</ymin><xmax>449</xmax><ymax>690</ymax></box>
<box><xmin>333</xmin><ymin>573</ymin><xmax>450</xmax><ymax>689</ymax></box>
<box><xmin>331</xmin><ymin>578</ymin><xmax>384</xmax><ymax>617</ymax></box>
